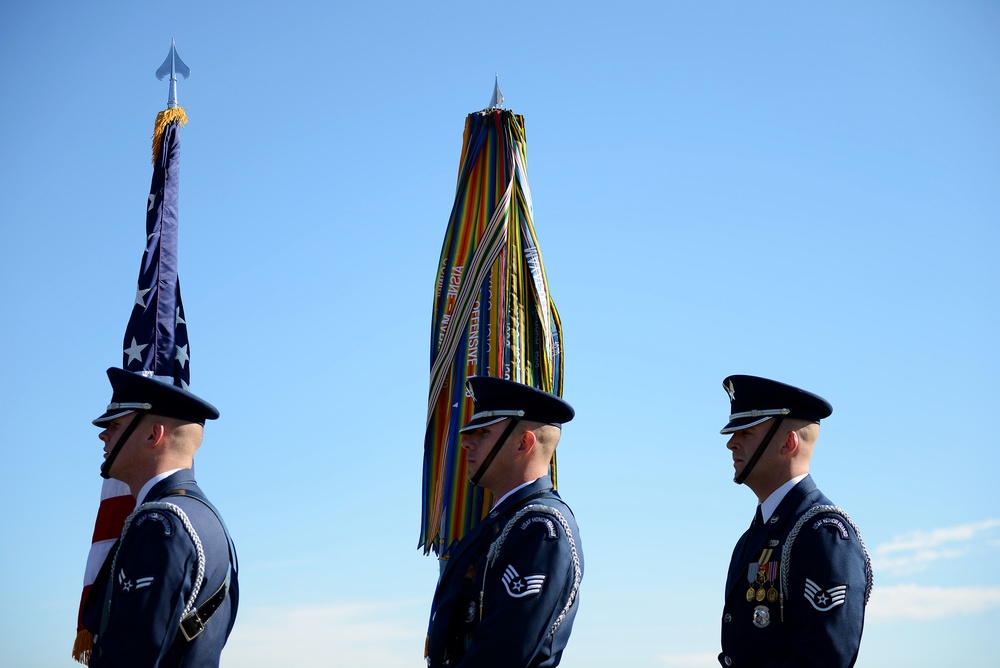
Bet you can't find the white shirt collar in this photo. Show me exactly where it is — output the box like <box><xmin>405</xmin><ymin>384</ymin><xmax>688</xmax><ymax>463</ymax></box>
<box><xmin>492</xmin><ymin>478</ymin><xmax>541</xmax><ymax>510</ymax></box>
<box><xmin>760</xmin><ymin>473</ymin><xmax>808</xmax><ymax>522</ymax></box>
<box><xmin>136</xmin><ymin>468</ymin><xmax>185</xmax><ymax>506</ymax></box>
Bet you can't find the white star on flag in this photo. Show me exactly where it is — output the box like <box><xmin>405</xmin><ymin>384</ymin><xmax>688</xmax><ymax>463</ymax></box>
<box><xmin>175</xmin><ymin>343</ymin><xmax>189</xmax><ymax>368</ymax></box>
<box><xmin>135</xmin><ymin>287</ymin><xmax>151</xmax><ymax>308</ymax></box>
<box><xmin>148</xmin><ymin>193</ymin><xmax>156</xmax><ymax>211</ymax></box>
<box><xmin>123</xmin><ymin>337</ymin><xmax>148</xmax><ymax>365</ymax></box>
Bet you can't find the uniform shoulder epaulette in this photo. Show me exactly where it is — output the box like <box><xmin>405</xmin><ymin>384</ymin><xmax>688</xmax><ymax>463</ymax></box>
<box><xmin>779</xmin><ymin>504</ymin><xmax>874</xmax><ymax>620</ymax></box>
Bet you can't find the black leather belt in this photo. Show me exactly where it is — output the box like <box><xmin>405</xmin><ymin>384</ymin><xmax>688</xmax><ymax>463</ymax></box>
<box><xmin>165</xmin><ymin>487</ymin><xmax>238</xmax><ymax>643</ymax></box>
<box><xmin>179</xmin><ymin>568</ymin><xmax>231</xmax><ymax>641</ymax></box>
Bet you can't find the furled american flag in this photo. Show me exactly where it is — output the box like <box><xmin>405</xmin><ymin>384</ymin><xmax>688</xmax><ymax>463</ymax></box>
<box><xmin>73</xmin><ymin>107</ymin><xmax>191</xmax><ymax>664</ymax></box>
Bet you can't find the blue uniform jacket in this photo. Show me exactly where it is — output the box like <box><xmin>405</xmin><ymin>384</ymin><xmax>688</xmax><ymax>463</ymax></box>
<box><xmin>84</xmin><ymin>470</ymin><xmax>239</xmax><ymax>667</ymax></box>
<box><xmin>427</xmin><ymin>476</ymin><xmax>584</xmax><ymax>668</ymax></box>
<box><xmin>720</xmin><ymin>475</ymin><xmax>868</xmax><ymax>668</ymax></box>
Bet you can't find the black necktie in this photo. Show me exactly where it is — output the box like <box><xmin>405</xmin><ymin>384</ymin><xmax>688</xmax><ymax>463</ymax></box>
<box><xmin>741</xmin><ymin>506</ymin><xmax>765</xmax><ymax>564</ymax></box>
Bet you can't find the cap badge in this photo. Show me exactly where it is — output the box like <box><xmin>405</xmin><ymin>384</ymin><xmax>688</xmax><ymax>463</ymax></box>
<box><xmin>725</xmin><ymin>379</ymin><xmax>736</xmax><ymax>402</ymax></box>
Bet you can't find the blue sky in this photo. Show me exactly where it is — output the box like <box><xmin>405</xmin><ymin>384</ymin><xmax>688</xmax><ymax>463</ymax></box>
<box><xmin>1</xmin><ymin>1</ymin><xmax>998</xmax><ymax>666</ymax></box>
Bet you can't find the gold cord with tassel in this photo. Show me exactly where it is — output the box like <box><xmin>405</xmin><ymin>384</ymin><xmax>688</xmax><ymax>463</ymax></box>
<box><xmin>151</xmin><ymin>107</ymin><xmax>188</xmax><ymax>164</ymax></box>
<box><xmin>72</xmin><ymin>628</ymin><xmax>93</xmax><ymax>665</ymax></box>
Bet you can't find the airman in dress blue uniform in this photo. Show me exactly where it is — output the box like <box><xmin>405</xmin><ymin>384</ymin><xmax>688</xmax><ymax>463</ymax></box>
<box><xmin>718</xmin><ymin>375</ymin><xmax>872</xmax><ymax>668</ymax></box>
<box><xmin>426</xmin><ymin>377</ymin><xmax>584</xmax><ymax>668</ymax></box>
<box><xmin>83</xmin><ymin>368</ymin><xmax>239</xmax><ymax>667</ymax></box>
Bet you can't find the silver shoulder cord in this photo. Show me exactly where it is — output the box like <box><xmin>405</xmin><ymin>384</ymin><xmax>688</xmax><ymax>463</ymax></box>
<box><xmin>110</xmin><ymin>502</ymin><xmax>207</xmax><ymax>621</ymax></box>
<box><xmin>779</xmin><ymin>504</ymin><xmax>874</xmax><ymax>621</ymax></box>
<box><xmin>485</xmin><ymin>504</ymin><xmax>583</xmax><ymax>636</ymax></box>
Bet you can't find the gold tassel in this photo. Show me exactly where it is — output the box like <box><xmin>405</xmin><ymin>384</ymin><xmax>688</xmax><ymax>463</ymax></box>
<box><xmin>72</xmin><ymin>628</ymin><xmax>93</xmax><ymax>665</ymax></box>
<box><xmin>151</xmin><ymin>107</ymin><xmax>189</xmax><ymax>164</ymax></box>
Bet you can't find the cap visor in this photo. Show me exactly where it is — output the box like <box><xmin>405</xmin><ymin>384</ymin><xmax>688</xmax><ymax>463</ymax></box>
<box><xmin>720</xmin><ymin>416</ymin><xmax>773</xmax><ymax>435</ymax></box>
<box><xmin>459</xmin><ymin>415</ymin><xmax>508</xmax><ymax>434</ymax></box>
<box><xmin>92</xmin><ymin>408</ymin><xmax>136</xmax><ymax>427</ymax></box>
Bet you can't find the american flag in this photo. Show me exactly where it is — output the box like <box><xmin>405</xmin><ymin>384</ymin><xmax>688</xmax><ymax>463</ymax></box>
<box><xmin>74</xmin><ymin>109</ymin><xmax>191</xmax><ymax>663</ymax></box>
<box><xmin>121</xmin><ymin>114</ymin><xmax>191</xmax><ymax>386</ymax></box>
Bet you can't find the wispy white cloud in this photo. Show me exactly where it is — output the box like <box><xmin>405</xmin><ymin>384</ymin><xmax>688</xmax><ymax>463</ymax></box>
<box><xmin>655</xmin><ymin>651</ymin><xmax>719</xmax><ymax>667</ymax></box>
<box><xmin>871</xmin><ymin>518</ymin><xmax>1000</xmax><ymax>576</ymax></box>
<box><xmin>867</xmin><ymin>584</ymin><xmax>1000</xmax><ymax>622</ymax></box>
<box><xmin>222</xmin><ymin>600</ymin><xmax>425</xmax><ymax>668</ymax></box>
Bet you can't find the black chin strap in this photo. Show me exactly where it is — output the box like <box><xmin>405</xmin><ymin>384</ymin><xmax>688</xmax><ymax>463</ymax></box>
<box><xmin>734</xmin><ymin>417</ymin><xmax>783</xmax><ymax>485</ymax></box>
<box><xmin>469</xmin><ymin>415</ymin><xmax>523</xmax><ymax>487</ymax></box>
<box><xmin>100</xmin><ymin>411</ymin><xmax>147</xmax><ymax>479</ymax></box>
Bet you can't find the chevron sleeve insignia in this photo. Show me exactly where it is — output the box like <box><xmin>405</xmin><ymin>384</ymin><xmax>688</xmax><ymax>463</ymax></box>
<box><xmin>804</xmin><ymin>577</ymin><xmax>848</xmax><ymax>611</ymax></box>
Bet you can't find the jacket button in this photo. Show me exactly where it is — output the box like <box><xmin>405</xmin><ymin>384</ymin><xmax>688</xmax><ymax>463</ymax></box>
<box><xmin>724</xmin><ymin>656</ymin><xmax>732</xmax><ymax>666</ymax></box>
<box><xmin>723</xmin><ymin>613</ymin><xmax>732</xmax><ymax>623</ymax></box>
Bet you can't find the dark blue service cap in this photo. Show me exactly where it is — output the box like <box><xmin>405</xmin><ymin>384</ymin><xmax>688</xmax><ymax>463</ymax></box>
<box><xmin>720</xmin><ymin>375</ymin><xmax>832</xmax><ymax>434</ymax></box>
<box><xmin>93</xmin><ymin>367</ymin><xmax>220</xmax><ymax>426</ymax></box>
<box><xmin>460</xmin><ymin>376</ymin><xmax>574</xmax><ymax>433</ymax></box>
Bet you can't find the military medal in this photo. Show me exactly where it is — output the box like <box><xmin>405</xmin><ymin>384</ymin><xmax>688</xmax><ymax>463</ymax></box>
<box><xmin>748</xmin><ymin>549</ymin><xmax>778</xmax><ymax>606</ymax></box>
<box><xmin>746</xmin><ymin>562</ymin><xmax>758</xmax><ymax>602</ymax></box>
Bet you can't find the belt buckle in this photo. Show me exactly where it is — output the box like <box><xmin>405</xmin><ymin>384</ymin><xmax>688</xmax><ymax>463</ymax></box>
<box><xmin>180</xmin><ymin>610</ymin><xmax>206</xmax><ymax>641</ymax></box>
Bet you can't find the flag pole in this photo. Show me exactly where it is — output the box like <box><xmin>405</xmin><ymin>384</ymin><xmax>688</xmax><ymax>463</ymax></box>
<box><xmin>73</xmin><ymin>40</ymin><xmax>194</xmax><ymax>665</ymax></box>
<box><xmin>420</xmin><ymin>80</ymin><xmax>565</xmax><ymax>556</ymax></box>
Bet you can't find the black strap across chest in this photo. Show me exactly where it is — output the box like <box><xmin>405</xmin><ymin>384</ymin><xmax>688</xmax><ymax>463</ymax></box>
<box><xmin>163</xmin><ymin>487</ymin><xmax>238</xmax><ymax>643</ymax></box>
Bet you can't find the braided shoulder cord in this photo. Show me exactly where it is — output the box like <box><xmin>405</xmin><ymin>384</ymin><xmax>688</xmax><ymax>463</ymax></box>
<box><xmin>779</xmin><ymin>504</ymin><xmax>873</xmax><ymax>620</ymax></box>
<box><xmin>110</xmin><ymin>501</ymin><xmax>207</xmax><ymax>621</ymax></box>
<box><xmin>486</xmin><ymin>504</ymin><xmax>583</xmax><ymax>637</ymax></box>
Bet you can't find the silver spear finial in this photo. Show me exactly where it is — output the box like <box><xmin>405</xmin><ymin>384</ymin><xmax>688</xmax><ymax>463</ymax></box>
<box><xmin>155</xmin><ymin>38</ymin><xmax>191</xmax><ymax>109</ymax></box>
<box><xmin>488</xmin><ymin>73</ymin><xmax>503</xmax><ymax>110</ymax></box>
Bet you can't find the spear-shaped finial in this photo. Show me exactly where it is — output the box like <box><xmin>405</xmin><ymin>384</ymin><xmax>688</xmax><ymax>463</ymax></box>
<box><xmin>155</xmin><ymin>38</ymin><xmax>191</xmax><ymax>109</ymax></box>
<box><xmin>488</xmin><ymin>73</ymin><xmax>503</xmax><ymax>110</ymax></box>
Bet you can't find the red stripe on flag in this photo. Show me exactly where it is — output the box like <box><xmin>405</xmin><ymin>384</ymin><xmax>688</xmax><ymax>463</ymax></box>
<box><xmin>76</xmin><ymin>584</ymin><xmax>92</xmax><ymax>629</ymax></box>
<box><xmin>90</xmin><ymin>495</ymin><xmax>136</xmax><ymax>543</ymax></box>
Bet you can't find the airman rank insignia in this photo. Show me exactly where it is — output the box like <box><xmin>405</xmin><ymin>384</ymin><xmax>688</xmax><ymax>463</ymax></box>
<box><xmin>117</xmin><ymin>568</ymin><xmax>154</xmax><ymax>593</ymax></box>
<box><xmin>804</xmin><ymin>578</ymin><xmax>848</xmax><ymax>611</ymax></box>
<box><xmin>502</xmin><ymin>564</ymin><xmax>546</xmax><ymax>598</ymax></box>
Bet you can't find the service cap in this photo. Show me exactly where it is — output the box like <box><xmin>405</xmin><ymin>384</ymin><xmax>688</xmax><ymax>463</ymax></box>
<box><xmin>720</xmin><ymin>374</ymin><xmax>831</xmax><ymax>434</ymax></box>
<box><xmin>93</xmin><ymin>367</ymin><xmax>220</xmax><ymax>426</ymax></box>
<box><xmin>460</xmin><ymin>377</ymin><xmax>574</xmax><ymax>433</ymax></box>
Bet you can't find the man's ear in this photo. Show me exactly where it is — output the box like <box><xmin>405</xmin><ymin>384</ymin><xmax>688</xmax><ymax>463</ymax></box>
<box><xmin>145</xmin><ymin>421</ymin><xmax>167</xmax><ymax>448</ymax></box>
<box><xmin>517</xmin><ymin>429</ymin><xmax>537</xmax><ymax>455</ymax></box>
<box><xmin>780</xmin><ymin>429</ymin><xmax>799</xmax><ymax>456</ymax></box>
